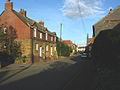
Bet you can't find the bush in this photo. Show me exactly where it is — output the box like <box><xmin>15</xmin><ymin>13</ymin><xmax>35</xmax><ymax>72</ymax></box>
<box><xmin>56</xmin><ymin>37</ymin><xmax>73</xmax><ymax>56</ymax></box>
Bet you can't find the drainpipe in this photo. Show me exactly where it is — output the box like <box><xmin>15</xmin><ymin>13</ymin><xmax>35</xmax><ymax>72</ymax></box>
<box><xmin>30</xmin><ymin>27</ymin><xmax>34</xmax><ymax>64</ymax></box>
<box><xmin>44</xmin><ymin>43</ymin><xmax>46</xmax><ymax>60</ymax></box>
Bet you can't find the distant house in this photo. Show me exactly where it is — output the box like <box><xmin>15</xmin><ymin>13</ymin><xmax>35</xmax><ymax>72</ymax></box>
<box><xmin>61</xmin><ymin>40</ymin><xmax>73</xmax><ymax>47</ymax></box>
<box><xmin>77</xmin><ymin>47</ymin><xmax>85</xmax><ymax>52</ymax></box>
<box><xmin>93</xmin><ymin>6</ymin><xmax>120</xmax><ymax>38</ymax></box>
<box><xmin>61</xmin><ymin>40</ymin><xmax>77</xmax><ymax>55</ymax></box>
<box><xmin>0</xmin><ymin>0</ymin><xmax>58</xmax><ymax>63</ymax></box>
<box><xmin>86</xmin><ymin>34</ymin><xmax>94</xmax><ymax>58</ymax></box>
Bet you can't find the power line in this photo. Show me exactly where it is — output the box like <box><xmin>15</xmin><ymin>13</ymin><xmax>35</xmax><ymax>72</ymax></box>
<box><xmin>77</xmin><ymin>0</ymin><xmax>87</xmax><ymax>35</ymax></box>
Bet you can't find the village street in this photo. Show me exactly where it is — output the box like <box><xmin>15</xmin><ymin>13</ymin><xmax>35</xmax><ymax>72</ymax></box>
<box><xmin>0</xmin><ymin>55</ymin><xmax>97</xmax><ymax>90</ymax></box>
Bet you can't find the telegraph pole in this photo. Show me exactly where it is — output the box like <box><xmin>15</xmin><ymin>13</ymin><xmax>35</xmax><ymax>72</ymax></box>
<box><xmin>60</xmin><ymin>23</ymin><xmax>62</xmax><ymax>57</ymax></box>
<box><xmin>60</xmin><ymin>23</ymin><xmax>62</xmax><ymax>41</ymax></box>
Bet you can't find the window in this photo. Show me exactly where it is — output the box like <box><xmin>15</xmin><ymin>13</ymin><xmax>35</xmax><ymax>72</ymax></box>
<box><xmin>3</xmin><ymin>43</ymin><xmax>7</xmax><ymax>49</ymax></box>
<box><xmin>35</xmin><ymin>44</ymin><xmax>38</xmax><ymax>50</ymax></box>
<box><xmin>34</xmin><ymin>28</ymin><xmax>36</xmax><ymax>37</ymax></box>
<box><xmin>51</xmin><ymin>36</ymin><xmax>53</xmax><ymax>41</ymax></box>
<box><xmin>46</xmin><ymin>45</ymin><xmax>48</xmax><ymax>51</ymax></box>
<box><xmin>46</xmin><ymin>32</ymin><xmax>47</xmax><ymax>40</ymax></box>
<box><xmin>51</xmin><ymin>47</ymin><xmax>53</xmax><ymax>56</ymax></box>
<box><xmin>39</xmin><ymin>46</ymin><xmax>42</xmax><ymax>57</ymax></box>
<box><xmin>4</xmin><ymin>28</ymin><xmax>7</xmax><ymax>34</ymax></box>
<box><xmin>54</xmin><ymin>47</ymin><xmax>56</xmax><ymax>51</ymax></box>
<box><xmin>54</xmin><ymin>37</ymin><xmax>56</xmax><ymax>42</ymax></box>
<box><xmin>40</xmin><ymin>32</ymin><xmax>42</xmax><ymax>39</ymax></box>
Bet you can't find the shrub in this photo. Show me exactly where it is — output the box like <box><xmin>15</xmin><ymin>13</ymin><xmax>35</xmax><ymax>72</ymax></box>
<box><xmin>56</xmin><ymin>37</ymin><xmax>73</xmax><ymax>56</ymax></box>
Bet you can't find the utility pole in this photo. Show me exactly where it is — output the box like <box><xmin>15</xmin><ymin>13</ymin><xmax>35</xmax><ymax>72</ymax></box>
<box><xmin>60</xmin><ymin>23</ymin><xmax>62</xmax><ymax>41</ymax></box>
<box><xmin>60</xmin><ymin>23</ymin><xmax>62</xmax><ymax>57</ymax></box>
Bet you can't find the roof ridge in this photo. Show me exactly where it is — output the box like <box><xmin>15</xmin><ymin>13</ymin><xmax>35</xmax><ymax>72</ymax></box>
<box><xmin>94</xmin><ymin>5</ymin><xmax>120</xmax><ymax>26</ymax></box>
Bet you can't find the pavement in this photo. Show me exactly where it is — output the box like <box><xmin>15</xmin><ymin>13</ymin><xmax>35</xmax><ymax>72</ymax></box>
<box><xmin>0</xmin><ymin>55</ymin><xmax>97</xmax><ymax>90</ymax></box>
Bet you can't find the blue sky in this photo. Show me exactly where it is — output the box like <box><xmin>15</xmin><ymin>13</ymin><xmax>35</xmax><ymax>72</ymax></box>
<box><xmin>0</xmin><ymin>0</ymin><xmax>120</xmax><ymax>46</ymax></box>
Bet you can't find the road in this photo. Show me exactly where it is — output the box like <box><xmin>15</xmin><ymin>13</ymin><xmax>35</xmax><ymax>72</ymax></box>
<box><xmin>0</xmin><ymin>55</ymin><xmax>97</xmax><ymax>90</ymax></box>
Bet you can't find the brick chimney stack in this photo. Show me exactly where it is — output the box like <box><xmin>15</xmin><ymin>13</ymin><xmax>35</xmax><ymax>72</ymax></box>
<box><xmin>39</xmin><ymin>20</ymin><xmax>44</xmax><ymax>26</ymax></box>
<box><xmin>5</xmin><ymin>0</ymin><xmax>13</xmax><ymax>11</ymax></box>
<box><xmin>19</xmin><ymin>9</ymin><xmax>27</xmax><ymax>17</ymax></box>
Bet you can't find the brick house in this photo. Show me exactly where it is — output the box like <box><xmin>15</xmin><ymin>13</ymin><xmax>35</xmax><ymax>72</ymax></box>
<box><xmin>0</xmin><ymin>0</ymin><xmax>58</xmax><ymax>63</ymax></box>
<box><xmin>61</xmin><ymin>40</ymin><xmax>73</xmax><ymax>47</ymax></box>
<box><xmin>93</xmin><ymin>6</ymin><xmax>120</xmax><ymax>38</ymax></box>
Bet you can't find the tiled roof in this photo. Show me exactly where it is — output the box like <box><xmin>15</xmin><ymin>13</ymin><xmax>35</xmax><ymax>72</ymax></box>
<box><xmin>62</xmin><ymin>40</ymin><xmax>72</xmax><ymax>44</ymax></box>
<box><xmin>93</xmin><ymin>6</ymin><xmax>120</xmax><ymax>37</ymax></box>
<box><xmin>94</xmin><ymin>6</ymin><xmax>120</xmax><ymax>27</ymax></box>
<box><xmin>12</xmin><ymin>10</ymin><xmax>34</xmax><ymax>27</ymax></box>
<box><xmin>12</xmin><ymin>10</ymin><xmax>56</xmax><ymax>36</ymax></box>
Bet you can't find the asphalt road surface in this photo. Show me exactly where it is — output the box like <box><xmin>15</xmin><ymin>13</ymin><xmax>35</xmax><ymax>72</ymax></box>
<box><xmin>0</xmin><ymin>55</ymin><xmax>97</xmax><ymax>90</ymax></box>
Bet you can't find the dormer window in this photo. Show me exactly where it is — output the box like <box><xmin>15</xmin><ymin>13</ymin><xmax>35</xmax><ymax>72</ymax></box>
<box><xmin>46</xmin><ymin>32</ymin><xmax>47</xmax><ymax>40</ymax></box>
<box><xmin>34</xmin><ymin>28</ymin><xmax>36</xmax><ymax>37</ymax></box>
<box><xmin>4</xmin><ymin>28</ymin><xmax>7</xmax><ymax>34</ymax></box>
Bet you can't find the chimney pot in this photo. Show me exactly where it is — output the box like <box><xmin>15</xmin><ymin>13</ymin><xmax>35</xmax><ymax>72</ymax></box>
<box><xmin>110</xmin><ymin>8</ymin><xmax>112</xmax><ymax>11</ymax></box>
<box><xmin>19</xmin><ymin>9</ymin><xmax>27</xmax><ymax>17</ymax></box>
<box><xmin>109</xmin><ymin>8</ymin><xmax>113</xmax><ymax>14</ymax></box>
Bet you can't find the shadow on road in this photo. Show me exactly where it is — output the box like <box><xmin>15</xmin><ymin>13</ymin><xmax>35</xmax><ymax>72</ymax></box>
<box><xmin>0</xmin><ymin>64</ymin><xmax>32</xmax><ymax>84</ymax></box>
<box><xmin>0</xmin><ymin>55</ymin><xmax>97</xmax><ymax>90</ymax></box>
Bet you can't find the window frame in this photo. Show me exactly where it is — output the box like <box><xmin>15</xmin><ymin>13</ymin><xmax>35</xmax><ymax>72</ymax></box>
<box><xmin>34</xmin><ymin>28</ymin><xmax>37</xmax><ymax>37</ymax></box>
<box><xmin>4</xmin><ymin>28</ymin><xmax>7</xmax><ymax>34</ymax></box>
<box><xmin>35</xmin><ymin>43</ymin><xmax>38</xmax><ymax>51</ymax></box>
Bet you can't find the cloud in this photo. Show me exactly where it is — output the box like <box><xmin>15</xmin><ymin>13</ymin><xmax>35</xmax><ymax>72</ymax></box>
<box><xmin>61</xmin><ymin>0</ymin><xmax>105</xmax><ymax>19</ymax></box>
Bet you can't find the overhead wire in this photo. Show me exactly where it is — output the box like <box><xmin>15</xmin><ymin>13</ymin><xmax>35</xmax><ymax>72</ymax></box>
<box><xmin>77</xmin><ymin>0</ymin><xmax>88</xmax><ymax>46</ymax></box>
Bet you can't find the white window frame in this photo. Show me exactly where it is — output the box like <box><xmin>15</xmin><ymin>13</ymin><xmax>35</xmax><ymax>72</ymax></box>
<box><xmin>46</xmin><ymin>32</ymin><xmax>47</xmax><ymax>40</ymax></box>
<box><xmin>40</xmin><ymin>32</ymin><xmax>42</xmax><ymax>39</ymax></box>
<box><xmin>34</xmin><ymin>28</ymin><xmax>37</xmax><ymax>37</ymax></box>
<box><xmin>3</xmin><ymin>43</ymin><xmax>7</xmax><ymax>49</ymax></box>
<box><xmin>54</xmin><ymin>47</ymin><xmax>56</xmax><ymax>51</ymax></box>
<box><xmin>55</xmin><ymin>37</ymin><xmax>56</xmax><ymax>42</ymax></box>
<box><xmin>51</xmin><ymin>36</ymin><xmax>53</xmax><ymax>41</ymax></box>
<box><xmin>46</xmin><ymin>45</ymin><xmax>48</xmax><ymax>51</ymax></box>
<box><xmin>51</xmin><ymin>47</ymin><xmax>53</xmax><ymax>56</ymax></box>
<box><xmin>4</xmin><ymin>28</ymin><xmax>7</xmax><ymax>34</ymax></box>
<box><xmin>35</xmin><ymin>44</ymin><xmax>38</xmax><ymax>51</ymax></box>
<box><xmin>39</xmin><ymin>46</ymin><xmax>42</xmax><ymax>57</ymax></box>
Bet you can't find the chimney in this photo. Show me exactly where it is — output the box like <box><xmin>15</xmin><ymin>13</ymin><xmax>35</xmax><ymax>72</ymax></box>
<box><xmin>39</xmin><ymin>20</ymin><xmax>44</xmax><ymax>26</ymax></box>
<box><xmin>109</xmin><ymin>8</ymin><xmax>113</xmax><ymax>14</ymax></box>
<box><xmin>5</xmin><ymin>0</ymin><xmax>13</xmax><ymax>11</ymax></box>
<box><xmin>19</xmin><ymin>9</ymin><xmax>27</xmax><ymax>17</ymax></box>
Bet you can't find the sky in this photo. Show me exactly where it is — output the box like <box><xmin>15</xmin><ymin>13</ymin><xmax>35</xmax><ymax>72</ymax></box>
<box><xmin>0</xmin><ymin>0</ymin><xmax>120</xmax><ymax>46</ymax></box>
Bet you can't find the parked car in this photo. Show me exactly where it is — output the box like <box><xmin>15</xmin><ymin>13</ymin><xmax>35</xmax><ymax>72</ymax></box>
<box><xmin>81</xmin><ymin>53</ymin><xmax>87</xmax><ymax>59</ymax></box>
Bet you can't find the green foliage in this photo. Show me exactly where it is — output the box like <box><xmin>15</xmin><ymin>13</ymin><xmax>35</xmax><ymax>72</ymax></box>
<box><xmin>56</xmin><ymin>37</ymin><xmax>73</xmax><ymax>56</ymax></box>
<box><xmin>0</xmin><ymin>25</ymin><xmax>21</xmax><ymax>64</ymax></box>
<box><xmin>16</xmin><ymin>56</ymin><xmax>27</xmax><ymax>63</ymax></box>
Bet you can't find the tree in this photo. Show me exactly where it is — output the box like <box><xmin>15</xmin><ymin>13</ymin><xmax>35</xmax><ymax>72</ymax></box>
<box><xmin>0</xmin><ymin>24</ymin><xmax>21</xmax><ymax>67</ymax></box>
<box><xmin>56</xmin><ymin>37</ymin><xmax>73</xmax><ymax>56</ymax></box>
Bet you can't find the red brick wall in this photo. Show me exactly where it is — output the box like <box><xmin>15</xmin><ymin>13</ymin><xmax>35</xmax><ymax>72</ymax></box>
<box><xmin>0</xmin><ymin>10</ymin><xmax>30</xmax><ymax>40</ymax></box>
